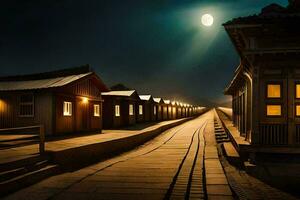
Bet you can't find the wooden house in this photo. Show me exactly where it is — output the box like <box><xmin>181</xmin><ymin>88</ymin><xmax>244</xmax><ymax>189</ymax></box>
<box><xmin>136</xmin><ymin>96</ymin><xmax>144</xmax><ymax>123</ymax></box>
<box><xmin>185</xmin><ymin>105</ymin><xmax>190</xmax><ymax>117</ymax></box>
<box><xmin>163</xmin><ymin>100</ymin><xmax>172</xmax><ymax>120</ymax></box>
<box><xmin>224</xmin><ymin>1</ymin><xmax>300</xmax><ymax>160</ymax></box>
<box><xmin>178</xmin><ymin>103</ymin><xmax>183</xmax><ymax>118</ymax></box>
<box><xmin>153</xmin><ymin>98</ymin><xmax>163</xmax><ymax>121</ymax></box>
<box><xmin>161</xmin><ymin>99</ymin><xmax>169</xmax><ymax>120</ymax></box>
<box><xmin>0</xmin><ymin>65</ymin><xmax>108</xmax><ymax>136</ymax></box>
<box><xmin>139</xmin><ymin>95</ymin><xmax>156</xmax><ymax>122</ymax></box>
<box><xmin>184</xmin><ymin>104</ymin><xmax>189</xmax><ymax>117</ymax></box>
<box><xmin>172</xmin><ymin>102</ymin><xmax>181</xmax><ymax>119</ymax></box>
<box><xmin>101</xmin><ymin>90</ymin><xmax>140</xmax><ymax>129</ymax></box>
<box><xmin>182</xmin><ymin>104</ymin><xmax>187</xmax><ymax>118</ymax></box>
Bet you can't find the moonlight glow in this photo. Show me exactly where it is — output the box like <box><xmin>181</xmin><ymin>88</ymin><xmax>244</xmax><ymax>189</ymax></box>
<box><xmin>201</xmin><ymin>14</ymin><xmax>214</xmax><ymax>27</ymax></box>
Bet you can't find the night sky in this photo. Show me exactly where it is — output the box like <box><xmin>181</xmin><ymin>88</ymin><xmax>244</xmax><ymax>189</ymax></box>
<box><xmin>0</xmin><ymin>0</ymin><xmax>288</xmax><ymax>106</ymax></box>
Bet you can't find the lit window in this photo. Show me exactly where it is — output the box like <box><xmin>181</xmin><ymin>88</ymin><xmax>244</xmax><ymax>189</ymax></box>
<box><xmin>163</xmin><ymin>107</ymin><xmax>167</xmax><ymax>112</ymax></box>
<box><xmin>19</xmin><ymin>94</ymin><xmax>34</xmax><ymax>117</ymax></box>
<box><xmin>296</xmin><ymin>84</ymin><xmax>300</xmax><ymax>99</ymax></box>
<box><xmin>168</xmin><ymin>106</ymin><xmax>172</xmax><ymax>113</ymax></box>
<box><xmin>172</xmin><ymin>107</ymin><xmax>176</xmax><ymax>114</ymax></box>
<box><xmin>139</xmin><ymin>105</ymin><xmax>143</xmax><ymax>115</ymax></box>
<box><xmin>296</xmin><ymin>105</ymin><xmax>300</xmax><ymax>116</ymax></box>
<box><xmin>154</xmin><ymin>106</ymin><xmax>156</xmax><ymax>115</ymax></box>
<box><xmin>267</xmin><ymin>84</ymin><xmax>281</xmax><ymax>98</ymax></box>
<box><xmin>115</xmin><ymin>105</ymin><xmax>120</xmax><ymax>117</ymax></box>
<box><xmin>63</xmin><ymin>101</ymin><xmax>72</xmax><ymax>116</ymax></box>
<box><xmin>267</xmin><ymin>105</ymin><xmax>281</xmax><ymax>116</ymax></box>
<box><xmin>129</xmin><ymin>104</ymin><xmax>134</xmax><ymax>115</ymax></box>
<box><xmin>94</xmin><ymin>104</ymin><xmax>100</xmax><ymax>117</ymax></box>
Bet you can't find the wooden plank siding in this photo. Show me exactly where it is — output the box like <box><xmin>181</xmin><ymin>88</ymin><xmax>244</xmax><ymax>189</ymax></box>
<box><xmin>136</xmin><ymin>102</ymin><xmax>144</xmax><ymax>123</ymax></box>
<box><xmin>102</xmin><ymin>96</ymin><xmax>137</xmax><ymax>129</ymax></box>
<box><xmin>156</xmin><ymin>105</ymin><xmax>163</xmax><ymax>121</ymax></box>
<box><xmin>54</xmin><ymin>76</ymin><xmax>103</xmax><ymax>134</ymax></box>
<box><xmin>162</xmin><ymin>105</ymin><xmax>168</xmax><ymax>120</ymax></box>
<box><xmin>0</xmin><ymin>91</ymin><xmax>53</xmax><ymax>135</ymax></box>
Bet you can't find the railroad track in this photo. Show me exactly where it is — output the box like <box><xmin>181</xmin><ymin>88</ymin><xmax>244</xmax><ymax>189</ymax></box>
<box><xmin>165</xmin><ymin>120</ymin><xmax>208</xmax><ymax>200</ymax></box>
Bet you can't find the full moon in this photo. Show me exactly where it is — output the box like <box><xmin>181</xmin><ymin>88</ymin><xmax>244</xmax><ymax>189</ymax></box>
<box><xmin>201</xmin><ymin>14</ymin><xmax>214</xmax><ymax>27</ymax></box>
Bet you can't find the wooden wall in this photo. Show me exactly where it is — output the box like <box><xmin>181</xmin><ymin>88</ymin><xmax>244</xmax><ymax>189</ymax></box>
<box><xmin>0</xmin><ymin>91</ymin><xmax>53</xmax><ymax>135</ymax></box>
<box><xmin>163</xmin><ymin>105</ymin><xmax>168</xmax><ymax>120</ymax></box>
<box><xmin>102</xmin><ymin>97</ymin><xmax>137</xmax><ymax>129</ymax></box>
<box><xmin>102</xmin><ymin>96</ymin><xmax>114</xmax><ymax>129</ymax></box>
<box><xmin>136</xmin><ymin>102</ymin><xmax>144</xmax><ymax>123</ymax></box>
<box><xmin>157</xmin><ymin>105</ymin><xmax>163</xmax><ymax>121</ymax></box>
<box><xmin>150</xmin><ymin>104</ymin><xmax>156</xmax><ymax>121</ymax></box>
<box><xmin>126</xmin><ymin>100</ymin><xmax>136</xmax><ymax>125</ymax></box>
<box><xmin>55</xmin><ymin>76</ymin><xmax>103</xmax><ymax>134</ymax></box>
<box><xmin>144</xmin><ymin>102</ymin><xmax>151</xmax><ymax>122</ymax></box>
<box><xmin>55</xmin><ymin>95</ymin><xmax>74</xmax><ymax>134</ymax></box>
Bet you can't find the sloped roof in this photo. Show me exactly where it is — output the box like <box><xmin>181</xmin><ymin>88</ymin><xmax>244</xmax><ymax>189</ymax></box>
<box><xmin>163</xmin><ymin>99</ymin><xmax>171</xmax><ymax>104</ymax></box>
<box><xmin>153</xmin><ymin>97</ymin><xmax>163</xmax><ymax>103</ymax></box>
<box><xmin>224</xmin><ymin>62</ymin><xmax>249</xmax><ymax>95</ymax></box>
<box><xmin>139</xmin><ymin>95</ymin><xmax>152</xmax><ymax>101</ymax></box>
<box><xmin>224</xmin><ymin>3</ymin><xmax>300</xmax><ymax>26</ymax></box>
<box><xmin>101</xmin><ymin>90</ymin><xmax>136</xmax><ymax>97</ymax></box>
<box><xmin>0</xmin><ymin>72</ymin><xmax>93</xmax><ymax>91</ymax></box>
<box><xmin>0</xmin><ymin>65</ymin><xmax>109</xmax><ymax>92</ymax></box>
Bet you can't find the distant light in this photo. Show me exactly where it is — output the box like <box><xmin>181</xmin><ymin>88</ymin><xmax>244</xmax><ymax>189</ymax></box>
<box><xmin>82</xmin><ymin>97</ymin><xmax>88</xmax><ymax>104</ymax></box>
<box><xmin>201</xmin><ymin>14</ymin><xmax>214</xmax><ymax>27</ymax></box>
<box><xmin>0</xmin><ymin>99</ymin><xmax>5</xmax><ymax>113</ymax></box>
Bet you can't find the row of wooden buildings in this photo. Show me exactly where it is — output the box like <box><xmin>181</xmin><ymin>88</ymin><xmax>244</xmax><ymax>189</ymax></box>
<box><xmin>0</xmin><ymin>66</ymin><xmax>205</xmax><ymax>136</ymax></box>
<box><xmin>102</xmin><ymin>91</ymin><xmax>203</xmax><ymax>129</ymax></box>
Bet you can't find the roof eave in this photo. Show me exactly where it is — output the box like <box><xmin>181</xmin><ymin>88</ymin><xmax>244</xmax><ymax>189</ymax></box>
<box><xmin>223</xmin><ymin>64</ymin><xmax>243</xmax><ymax>95</ymax></box>
<box><xmin>223</xmin><ymin>23</ymin><xmax>262</xmax><ymax>29</ymax></box>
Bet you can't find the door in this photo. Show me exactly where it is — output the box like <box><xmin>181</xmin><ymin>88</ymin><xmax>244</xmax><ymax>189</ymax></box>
<box><xmin>76</xmin><ymin>100</ymin><xmax>90</xmax><ymax>132</ymax></box>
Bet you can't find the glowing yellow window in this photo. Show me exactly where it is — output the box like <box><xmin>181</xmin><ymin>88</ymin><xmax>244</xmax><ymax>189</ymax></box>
<box><xmin>129</xmin><ymin>104</ymin><xmax>134</xmax><ymax>116</ymax></box>
<box><xmin>296</xmin><ymin>84</ymin><xmax>300</xmax><ymax>98</ymax></box>
<box><xmin>296</xmin><ymin>105</ymin><xmax>300</xmax><ymax>116</ymax></box>
<box><xmin>115</xmin><ymin>105</ymin><xmax>120</xmax><ymax>117</ymax></box>
<box><xmin>139</xmin><ymin>105</ymin><xmax>143</xmax><ymax>115</ymax></box>
<box><xmin>267</xmin><ymin>105</ymin><xmax>281</xmax><ymax>116</ymax></box>
<box><xmin>267</xmin><ymin>84</ymin><xmax>281</xmax><ymax>98</ymax></box>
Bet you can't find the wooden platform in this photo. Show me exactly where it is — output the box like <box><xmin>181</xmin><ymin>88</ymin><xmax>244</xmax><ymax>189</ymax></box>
<box><xmin>223</xmin><ymin>142</ymin><xmax>239</xmax><ymax>158</ymax></box>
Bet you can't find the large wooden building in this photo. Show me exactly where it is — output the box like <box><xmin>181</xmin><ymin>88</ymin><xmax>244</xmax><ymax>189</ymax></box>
<box><xmin>0</xmin><ymin>66</ymin><xmax>108</xmax><ymax>135</ymax></box>
<box><xmin>224</xmin><ymin>0</ymin><xmax>300</xmax><ymax>159</ymax></box>
<box><xmin>102</xmin><ymin>90</ymin><xmax>140</xmax><ymax>129</ymax></box>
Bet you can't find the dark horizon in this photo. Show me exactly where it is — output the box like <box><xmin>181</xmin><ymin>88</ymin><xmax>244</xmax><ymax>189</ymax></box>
<box><xmin>0</xmin><ymin>0</ymin><xmax>288</xmax><ymax>107</ymax></box>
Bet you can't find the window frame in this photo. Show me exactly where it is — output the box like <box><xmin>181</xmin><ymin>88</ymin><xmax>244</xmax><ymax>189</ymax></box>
<box><xmin>295</xmin><ymin>104</ymin><xmax>300</xmax><ymax>117</ymax></box>
<box><xmin>19</xmin><ymin>94</ymin><xmax>34</xmax><ymax>117</ymax></box>
<box><xmin>115</xmin><ymin>105</ymin><xmax>120</xmax><ymax>117</ymax></box>
<box><xmin>129</xmin><ymin>104</ymin><xmax>134</xmax><ymax>116</ymax></box>
<box><xmin>94</xmin><ymin>104</ymin><xmax>100</xmax><ymax>117</ymax></box>
<box><xmin>295</xmin><ymin>83</ymin><xmax>300</xmax><ymax>99</ymax></box>
<box><xmin>266</xmin><ymin>104</ymin><xmax>282</xmax><ymax>117</ymax></box>
<box><xmin>139</xmin><ymin>105</ymin><xmax>143</xmax><ymax>115</ymax></box>
<box><xmin>154</xmin><ymin>106</ymin><xmax>157</xmax><ymax>115</ymax></box>
<box><xmin>63</xmin><ymin>101</ymin><xmax>72</xmax><ymax>116</ymax></box>
<box><xmin>266</xmin><ymin>82</ymin><xmax>282</xmax><ymax>99</ymax></box>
